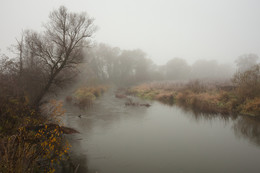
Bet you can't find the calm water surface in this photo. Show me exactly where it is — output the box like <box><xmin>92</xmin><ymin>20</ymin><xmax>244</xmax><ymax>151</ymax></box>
<box><xmin>61</xmin><ymin>90</ymin><xmax>260</xmax><ymax>173</ymax></box>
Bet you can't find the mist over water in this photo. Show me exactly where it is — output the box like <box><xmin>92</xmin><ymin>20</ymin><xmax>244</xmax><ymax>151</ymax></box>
<box><xmin>61</xmin><ymin>90</ymin><xmax>260</xmax><ymax>173</ymax></box>
<box><xmin>1</xmin><ymin>1</ymin><xmax>260</xmax><ymax>173</ymax></box>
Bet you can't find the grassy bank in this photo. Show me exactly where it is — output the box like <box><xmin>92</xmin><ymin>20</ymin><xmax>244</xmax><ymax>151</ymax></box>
<box><xmin>65</xmin><ymin>85</ymin><xmax>108</xmax><ymax>109</ymax></box>
<box><xmin>0</xmin><ymin>97</ymin><xmax>72</xmax><ymax>172</ymax></box>
<box><xmin>0</xmin><ymin>83</ymin><xmax>108</xmax><ymax>172</ymax></box>
<box><xmin>127</xmin><ymin>81</ymin><xmax>260</xmax><ymax>116</ymax></box>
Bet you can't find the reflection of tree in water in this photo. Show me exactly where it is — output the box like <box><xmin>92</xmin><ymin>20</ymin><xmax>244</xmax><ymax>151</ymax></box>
<box><xmin>233</xmin><ymin>116</ymin><xmax>260</xmax><ymax>147</ymax></box>
<box><xmin>175</xmin><ymin>102</ymin><xmax>237</xmax><ymax>122</ymax></box>
<box><xmin>57</xmin><ymin>137</ymin><xmax>102</xmax><ymax>173</ymax></box>
<box><xmin>63</xmin><ymin>89</ymin><xmax>148</xmax><ymax>134</ymax></box>
<box><xmin>57</xmin><ymin>137</ymin><xmax>89</xmax><ymax>173</ymax></box>
<box><xmin>58</xmin><ymin>153</ymin><xmax>88</xmax><ymax>173</ymax></box>
<box><xmin>177</xmin><ymin>102</ymin><xmax>260</xmax><ymax>147</ymax></box>
<box><xmin>59</xmin><ymin>90</ymin><xmax>149</xmax><ymax>172</ymax></box>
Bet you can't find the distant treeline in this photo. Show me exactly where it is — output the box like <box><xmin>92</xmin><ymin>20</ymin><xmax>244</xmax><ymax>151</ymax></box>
<box><xmin>79</xmin><ymin>44</ymin><xmax>259</xmax><ymax>86</ymax></box>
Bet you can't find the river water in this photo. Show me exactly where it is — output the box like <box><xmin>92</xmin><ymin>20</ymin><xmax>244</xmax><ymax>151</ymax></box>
<box><xmin>61</xmin><ymin>89</ymin><xmax>260</xmax><ymax>173</ymax></box>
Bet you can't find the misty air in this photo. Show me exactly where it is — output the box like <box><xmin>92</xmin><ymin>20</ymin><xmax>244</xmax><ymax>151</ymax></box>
<box><xmin>0</xmin><ymin>0</ymin><xmax>260</xmax><ymax>173</ymax></box>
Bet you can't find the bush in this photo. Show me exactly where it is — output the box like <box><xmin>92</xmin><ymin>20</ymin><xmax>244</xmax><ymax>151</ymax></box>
<box><xmin>154</xmin><ymin>91</ymin><xmax>175</xmax><ymax>104</ymax></box>
<box><xmin>71</xmin><ymin>85</ymin><xmax>108</xmax><ymax>109</ymax></box>
<box><xmin>65</xmin><ymin>96</ymin><xmax>73</xmax><ymax>103</ymax></box>
<box><xmin>233</xmin><ymin>64</ymin><xmax>260</xmax><ymax>99</ymax></box>
<box><xmin>185</xmin><ymin>80</ymin><xmax>206</xmax><ymax>93</ymax></box>
<box><xmin>239</xmin><ymin>98</ymin><xmax>260</xmax><ymax>116</ymax></box>
<box><xmin>0</xmin><ymin>98</ymin><xmax>70</xmax><ymax>172</ymax></box>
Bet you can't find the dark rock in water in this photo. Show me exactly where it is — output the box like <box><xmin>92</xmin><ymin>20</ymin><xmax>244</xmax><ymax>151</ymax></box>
<box><xmin>125</xmin><ymin>102</ymin><xmax>139</xmax><ymax>106</ymax></box>
<box><xmin>65</xmin><ymin>96</ymin><xmax>73</xmax><ymax>103</ymax></box>
<box><xmin>78</xmin><ymin>114</ymin><xmax>82</xmax><ymax>118</ymax></box>
<box><xmin>140</xmin><ymin>103</ymin><xmax>151</xmax><ymax>107</ymax></box>
<box><xmin>115</xmin><ymin>93</ymin><xmax>127</xmax><ymax>98</ymax></box>
<box><xmin>125</xmin><ymin>98</ymin><xmax>151</xmax><ymax>107</ymax></box>
<box><xmin>125</xmin><ymin>98</ymin><xmax>138</xmax><ymax>106</ymax></box>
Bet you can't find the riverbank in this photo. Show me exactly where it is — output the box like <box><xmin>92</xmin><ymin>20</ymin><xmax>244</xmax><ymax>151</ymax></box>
<box><xmin>61</xmin><ymin>88</ymin><xmax>260</xmax><ymax>173</ymax></box>
<box><xmin>126</xmin><ymin>81</ymin><xmax>260</xmax><ymax>116</ymax></box>
<box><xmin>0</xmin><ymin>97</ymin><xmax>73</xmax><ymax>172</ymax></box>
<box><xmin>0</xmin><ymin>84</ymin><xmax>109</xmax><ymax>172</ymax></box>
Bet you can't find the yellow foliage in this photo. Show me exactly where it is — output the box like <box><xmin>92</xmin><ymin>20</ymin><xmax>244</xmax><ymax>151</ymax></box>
<box><xmin>0</xmin><ymin>97</ymin><xmax>70</xmax><ymax>172</ymax></box>
<box><xmin>240</xmin><ymin>98</ymin><xmax>260</xmax><ymax>116</ymax></box>
<box><xmin>74</xmin><ymin>88</ymin><xmax>96</xmax><ymax>101</ymax></box>
<box><xmin>69</xmin><ymin>85</ymin><xmax>108</xmax><ymax>109</ymax></box>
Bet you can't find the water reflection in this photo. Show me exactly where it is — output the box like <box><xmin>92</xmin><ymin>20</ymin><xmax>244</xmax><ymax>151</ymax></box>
<box><xmin>61</xmin><ymin>90</ymin><xmax>150</xmax><ymax>172</ymax></box>
<box><xmin>233</xmin><ymin>116</ymin><xmax>260</xmax><ymax>146</ymax></box>
<box><xmin>56</xmin><ymin>135</ymin><xmax>89</xmax><ymax>173</ymax></box>
<box><xmin>175</xmin><ymin>102</ymin><xmax>260</xmax><ymax>147</ymax></box>
<box><xmin>61</xmin><ymin>90</ymin><xmax>260</xmax><ymax>173</ymax></box>
<box><xmin>63</xmin><ymin>90</ymin><xmax>148</xmax><ymax>133</ymax></box>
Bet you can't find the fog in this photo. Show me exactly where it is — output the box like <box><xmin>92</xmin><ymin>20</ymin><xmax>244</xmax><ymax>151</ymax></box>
<box><xmin>77</xmin><ymin>43</ymin><xmax>237</xmax><ymax>86</ymax></box>
<box><xmin>1</xmin><ymin>3</ymin><xmax>260</xmax><ymax>172</ymax></box>
<box><xmin>1</xmin><ymin>0</ymin><xmax>260</xmax><ymax>65</ymax></box>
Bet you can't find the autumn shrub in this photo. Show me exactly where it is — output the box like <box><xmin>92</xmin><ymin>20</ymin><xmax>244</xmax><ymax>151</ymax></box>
<box><xmin>185</xmin><ymin>80</ymin><xmax>206</xmax><ymax>93</ymax></box>
<box><xmin>94</xmin><ymin>85</ymin><xmax>107</xmax><ymax>96</ymax></box>
<box><xmin>0</xmin><ymin>125</ymin><xmax>70</xmax><ymax>173</ymax></box>
<box><xmin>0</xmin><ymin>96</ymin><xmax>71</xmax><ymax>172</ymax></box>
<box><xmin>74</xmin><ymin>87</ymin><xmax>96</xmax><ymax>98</ymax></box>
<box><xmin>219</xmin><ymin>91</ymin><xmax>230</xmax><ymax>102</ymax></box>
<box><xmin>154</xmin><ymin>91</ymin><xmax>175</xmax><ymax>104</ymax></box>
<box><xmin>128</xmin><ymin>79</ymin><xmax>260</xmax><ymax>116</ymax></box>
<box><xmin>65</xmin><ymin>96</ymin><xmax>73</xmax><ymax>103</ymax></box>
<box><xmin>71</xmin><ymin>85</ymin><xmax>108</xmax><ymax>109</ymax></box>
<box><xmin>175</xmin><ymin>90</ymin><xmax>191</xmax><ymax>103</ymax></box>
<box><xmin>232</xmin><ymin>64</ymin><xmax>260</xmax><ymax>99</ymax></box>
<box><xmin>239</xmin><ymin>98</ymin><xmax>260</xmax><ymax>116</ymax></box>
<box><xmin>140</xmin><ymin>90</ymin><xmax>159</xmax><ymax>100</ymax></box>
<box><xmin>176</xmin><ymin>91</ymin><xmax>220</xmax><ymax>113</ymax></box>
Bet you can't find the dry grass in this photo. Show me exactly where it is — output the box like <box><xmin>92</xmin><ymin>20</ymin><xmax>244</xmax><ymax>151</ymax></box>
<box><xmin>239</xmin><ymin>98</ymin><xmax>260</xmax><ymax>116</ymax></box>
<box><xmin>154</xmin><ymin>91</ymin><xmax>175</xmax><ymax>104</ymax></box>
<box><xmin>176</xmin><ymin>91</ymin><xmax>228</xmax><ymax>114</ymax></box>
<box><xmin>128</xmin><ymin>81</ymin><xmax>259</xmax><ymax>116</ymax></box>
<box><xmin>0</xmin><ymin>98</ymin><xmax>71</xmax><ymax>173</ymax></box>
<box><xmin>65</xmin><ymin>85</ymin><xmax>108</xmax><ymax>109</ymax></box>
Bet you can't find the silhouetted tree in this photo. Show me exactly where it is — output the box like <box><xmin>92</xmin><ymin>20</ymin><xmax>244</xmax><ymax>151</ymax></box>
<box><xmin>83</xmin><ymin>45</ymin><xmax>153</xmax><ymax>85</ymax></box>
<box><xmin>232</xmin><ymin>63</ymin><xmax>260</xmax><ymax>99</ymax></box>
<box><xmin>235</xmin><ymin>54</ymin><xmax>259</xmax><ymax>72</ymax></box>
<box><xmin>165</xmin><ymin>58</ymin><xmax>190</xmax><ymax>80</ymax></box>
<box><xmin>16</xmin><ymin>6</ymin><xmax>96</xmax><ymax>106</ymax></box>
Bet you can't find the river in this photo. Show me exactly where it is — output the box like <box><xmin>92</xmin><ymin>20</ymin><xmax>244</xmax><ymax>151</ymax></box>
<box><xmin>60</xmin><ymin>89</ymin><xmax>260</xmax><ymax>173</ymax></box>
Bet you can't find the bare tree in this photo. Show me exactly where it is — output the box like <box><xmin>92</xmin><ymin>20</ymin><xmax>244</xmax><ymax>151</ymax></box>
<box><xmin>165</xmin><ymin>58</ymin><xmax>190</xmax><ymax>81</ymax></box>
<box><xmin>235</xmin><ymin>54</ymin><xmax>259</xmax><ymax>72</ymax></box>
<box><xmin>19</xmin><ymin>6</ymin><xmax>96</xmax><ymax>106</ymax></box>
<box><xmin>12</xmin><ymin>34</ymin><xmax>25</xmax><ymax>76</ymax></box>
<box><xmin>232</xmin><ymin>63</ymin><xmax>260</xmax><ymax>99</ymax></box>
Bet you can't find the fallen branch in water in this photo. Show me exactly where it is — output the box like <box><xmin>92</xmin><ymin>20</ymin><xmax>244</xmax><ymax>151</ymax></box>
<box><xmin>115</xmin><ymin>93</ymin><xmax>127</xmax><ymax>98</ymax></box>
<box><xmin>125</xmin><ymin>98</ymin><xmax>151</xmax><ymax>107</ymax></box>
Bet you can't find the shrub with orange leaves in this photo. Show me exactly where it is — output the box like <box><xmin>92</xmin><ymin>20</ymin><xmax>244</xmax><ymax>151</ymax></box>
<box><xmin>239</xmin><ymin>98</ymin><xmax>260</xmax><ymax>116</ymax></box>
<box><xmin>0</xmin><ymin>97</ymin><xmax>71</xmax><ymax>172</ymax></box>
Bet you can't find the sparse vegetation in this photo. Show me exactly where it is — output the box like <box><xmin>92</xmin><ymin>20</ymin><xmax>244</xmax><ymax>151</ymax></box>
<box><xmin>127</xmin><ymin>66</ymin><xmax>260</xmax><ymax>116</ymax></box>
<box><xmin>0</xmin><ymin>94</ymin><xmax>72</xmax><ymax>172</ymax></box>
<box><xmin>0</xmin><ymin>2</ymin><xmax>260</xmax><ymax>172</ymax></box>
<box><xmin>0</xmin><ymin>6</ymin><xmax>94</xmax><ymax>172</ymax></box>
<box><xmin>65</xmin><ymin>85</ymin><xmax>108</xmax><ymax>109</ymax></box>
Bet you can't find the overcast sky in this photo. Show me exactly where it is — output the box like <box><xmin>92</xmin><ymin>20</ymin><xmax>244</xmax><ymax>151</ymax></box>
<box><xmin>0</xmin><ymin>0</ymin><xmax>260</xmax><ymax>65</ymax></box>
